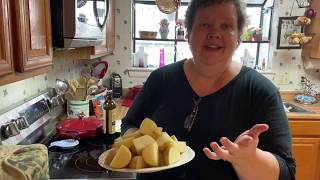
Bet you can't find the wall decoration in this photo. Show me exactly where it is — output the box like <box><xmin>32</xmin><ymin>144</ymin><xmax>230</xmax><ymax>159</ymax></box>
<box><xmin>295</xmin><ymin>0</ymin><xmax>311</xmax><ymax>8</ymax></box>
<box><xmin>276</xmin><ymin>16</ymin><xmax>303</xmax><ymax>49</ymax></box>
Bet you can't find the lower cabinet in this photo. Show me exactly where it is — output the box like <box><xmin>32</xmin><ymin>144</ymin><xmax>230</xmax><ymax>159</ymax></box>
<box><xmin>290</xmin><ymin>120</ymin><xmax>320</xmax><ymax>180</ymax></box>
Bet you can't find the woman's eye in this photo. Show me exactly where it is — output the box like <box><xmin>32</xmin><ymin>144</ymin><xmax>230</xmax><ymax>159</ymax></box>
<box><xmin>222</xmin><ymin>24</ymin><xmax>233</xmax><ymax>30</ymax></box>
<box><xmin>200</xmin><ymin>23</ymin><xmax>210</xmax><ymax>29</ymax></box>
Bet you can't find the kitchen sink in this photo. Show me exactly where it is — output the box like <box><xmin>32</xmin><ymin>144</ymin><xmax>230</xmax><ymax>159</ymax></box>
<box><xmin>283</xmin><ymin>102</ymin><xmax>314</xmax><ymax>113</ymax></box>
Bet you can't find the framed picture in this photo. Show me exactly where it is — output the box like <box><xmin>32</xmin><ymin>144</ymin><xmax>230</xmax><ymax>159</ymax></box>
<box><xmin>276</xmin><ymin>16</ymin><xmax>303</xmax><ymax>49</ymax></box>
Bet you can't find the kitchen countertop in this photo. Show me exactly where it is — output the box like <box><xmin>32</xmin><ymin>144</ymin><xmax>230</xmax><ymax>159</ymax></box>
<box><xmin>281</xmin><ymin>91</ymin><xmax>320</xmax><ymax>120</ymax></box>
<box><xmin>114</xmin><ymin>92</ymin><xmax>320</xmax><ymax>121</ymax></box>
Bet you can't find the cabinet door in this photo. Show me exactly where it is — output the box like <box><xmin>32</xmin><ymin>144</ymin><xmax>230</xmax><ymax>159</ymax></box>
<box><xmin>91</xmin><ymin>0</ymin><xmax>115</xmax><ymax>58</ymax></box>
<box><xmin>13</xmin><ymin>0</ymin><xmax>52</xmax><ymax>72</ymax></box>
<box><xmin>0</xmin><ymin>0</ymin><xmax>13</xmax><ymax>76</ymax></box>
<box><xmin>292</xmin><ymin>138</ymin><xmax>320</xmax><ymax>180</ymax></box>
<box><xmin>302</xmin><ymin>0</ymin><xmax>320</xmax><ymax>59</ymax></box>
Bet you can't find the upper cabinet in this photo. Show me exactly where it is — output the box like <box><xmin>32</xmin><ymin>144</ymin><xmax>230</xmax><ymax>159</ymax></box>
<box><xmin>0</xmin><ymin>0</ymin><xmax>13</xmax><ymax>77</ymax></box>
<box><xmin>302</xmin><ymin>0</ymin><xmax>320</xmax><ymax>63</ymax></box>
<box><xmin>11</xmin><ymin>0</ymin><xmax>53</xmax><ymax>72</ymax></box>
<box><xmin>0</xmin><ymin>0</ymin><xmax>53</xmax><ymax>86</ymax></box>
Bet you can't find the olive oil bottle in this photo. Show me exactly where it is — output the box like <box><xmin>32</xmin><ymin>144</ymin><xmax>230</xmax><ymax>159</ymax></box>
<box><xmin>103</xmin><ymin>90</ymin><xmax>117</xmax><ymax>134</ymax></box>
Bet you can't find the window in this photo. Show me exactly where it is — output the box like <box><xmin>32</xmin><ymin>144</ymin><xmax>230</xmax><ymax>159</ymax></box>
<box><xmin>132</xmin><ymin>0</ymin><xmax>274</xmax><ymax>69</ymax></box>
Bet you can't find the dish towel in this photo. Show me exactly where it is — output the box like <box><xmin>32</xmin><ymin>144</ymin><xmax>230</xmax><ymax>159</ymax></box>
<box><xmin>0</xmin><ymin>144</ymin><xmax>49</xmax><ymax>180</ymax></box>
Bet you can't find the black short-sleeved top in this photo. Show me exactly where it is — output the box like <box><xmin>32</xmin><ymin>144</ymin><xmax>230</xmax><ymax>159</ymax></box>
<box><xmin>121</xmin><ymin>59</ymin><xmax>296</xmax><ymax>180</ymax></box>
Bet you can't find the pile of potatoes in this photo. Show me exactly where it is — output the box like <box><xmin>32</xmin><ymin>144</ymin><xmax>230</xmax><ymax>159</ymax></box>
<box><xmin>104</xmin><ymin>118</ymin><xmax>187</xmax><ymax>169</ymax></box>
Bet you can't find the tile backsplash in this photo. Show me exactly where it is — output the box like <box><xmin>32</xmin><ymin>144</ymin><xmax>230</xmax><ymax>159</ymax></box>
<box><xmin>1</xmin><ymin>0</ymin><xmax>320</xmax><ymax>112</ymax></box>
<box><xmin>0</xmin><ymin>56</ymin><xmax>90</xmax><ymax>112</ymax></box>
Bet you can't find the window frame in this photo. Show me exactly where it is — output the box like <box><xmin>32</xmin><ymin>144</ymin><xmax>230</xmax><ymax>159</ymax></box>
<box><xmin>132</xmin><ymin>0</ymin><xmax>274</xmax><ymax>69</ymax></box>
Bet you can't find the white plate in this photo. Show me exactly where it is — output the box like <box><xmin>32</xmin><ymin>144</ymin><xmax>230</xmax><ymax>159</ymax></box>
<box><xmin>98</xmin><ymin>146</ymin><xmax>195</xmax><ymax>173</ymax></box>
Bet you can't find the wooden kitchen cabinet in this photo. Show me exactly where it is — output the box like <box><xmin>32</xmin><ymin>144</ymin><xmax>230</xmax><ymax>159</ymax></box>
<box><xmin>0</xmin><ymin>0</ymin><xmax>53</xmax><ymax>86</ymax></box>
<box><xmin>289</xmin><ymin>120</ymin><xmax>320</xmax><ymax>180</ymax></box>
<box><xmin>11</xmin><ymin>0</ymin><xmax>53</xmax><ymax>72</ymax></box>
<box><xmin>302</xmin><ymin>0</ymin><xmax>320</xmax><ymax>60</ymax></box>
<box><xmin>0</xmin><ymin>0</ymin><xmax>13</xmax><ymax>77</ymax></box>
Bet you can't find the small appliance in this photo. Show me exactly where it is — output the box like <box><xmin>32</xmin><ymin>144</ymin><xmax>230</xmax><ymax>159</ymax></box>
<box><xmin>109</xmin><ymin>73</ymin><xmax>122</xmax><ymax>98</ymax></box>
<box><xmin>51</xmin><ymin>0</ymin><xmax>109</xmax><ymax>48</ymax></box>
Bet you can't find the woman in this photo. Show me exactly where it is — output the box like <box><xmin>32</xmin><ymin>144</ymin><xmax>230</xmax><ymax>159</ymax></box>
<box><xmin>121</xmin><ymin>0</ymin><xmax>296</xmax><ymax>179</ymax></box>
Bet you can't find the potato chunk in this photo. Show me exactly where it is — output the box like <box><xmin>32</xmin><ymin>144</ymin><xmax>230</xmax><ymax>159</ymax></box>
<box><xmin>163</xmin><ymin>146</ymin><xmax>181</xmax><ymax>165</ymax></box>
<box><xmin>175</xmin><ymin>141</ymin><xmax>187</xmax><ymax>154</ymax></box>
<box><xmin>112</xmin><ymin>136</ymin><xmax>134</xmax><ymax>149</ymax></box>
<box><xmin>150</xmin><ymin>127</ymin><xmax>163</xmax><ymax>139</ymax></box>
<box><xmin>105</xmin><ymin>118</ymin><xmax>188</xmax><ymax>170</ymax></box>
<box><xmin>142</xmin><ymin>142</ymin><xmax>159</xmax><ymax>167</ymax></box>
<box><xmin>122</xmin><ymin>129</ymin><xmax>142</xmax><ymax>139</ymax></box>
<box><xmin>156</xmin><ymin>132</ymin><xmax>175</xmax><ymax>151</ymax></box>
<box><xmin>139</xmin><ymin>118</ymin><xmax>157</xmax><ymax>136</ymax></box>
<box><xmin>132</xmin><ymin>135</ymin><xmax>156</xmax><ymax>155</ymax></box>
<box><xmin>128</xmin><ymin>155</ymin><xmax>147</xmax><ymax>169</ymax></box>
<box><xmin>110</xmin><ymin>145</ymin><xmax>132</xmax><ymax>168</ymax></box>
<box><xmin>104</xmin><ymin>148</ymin><xmax>117</xmax><ymax>166</ymax></box>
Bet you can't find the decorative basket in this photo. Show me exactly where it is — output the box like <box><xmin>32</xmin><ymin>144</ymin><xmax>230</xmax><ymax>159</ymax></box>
<box><xmin>139</xmin><ymin>31</ymin><xmax>157</xmax><ymax>39</ymax></box>
<box><xmin>296</xmin><ymin>0</ymin><xmax>311</xmax><ymax>8</ymax></box>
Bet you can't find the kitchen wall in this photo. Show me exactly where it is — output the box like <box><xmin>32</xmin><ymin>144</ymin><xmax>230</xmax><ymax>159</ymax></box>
<box><xmin>1</xmin><ymin>0</ymin><xmax>320</xmax><ymax>112</ymax></box>
<box><xmin>0</xmin><ymin>57</ymin><xmax>91</xmax><ymax>112</ymax></box>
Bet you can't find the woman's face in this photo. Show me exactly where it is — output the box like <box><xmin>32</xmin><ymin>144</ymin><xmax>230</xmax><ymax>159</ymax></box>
<box><xmin>188</xmin><ymin>2</ymin><xmax>240</xmax><ymax>69</ymax></box>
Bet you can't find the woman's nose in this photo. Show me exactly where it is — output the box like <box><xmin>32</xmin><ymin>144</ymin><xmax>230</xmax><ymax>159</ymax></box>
<box><xmin>207</xmin><ymin>31</ymin><xmax>222</xmax><ymax>40</ymax></box>
<box><xmin>207</xmin><ymin>26</ymin><xmax>222</xmax><ymax>40</ymax></box>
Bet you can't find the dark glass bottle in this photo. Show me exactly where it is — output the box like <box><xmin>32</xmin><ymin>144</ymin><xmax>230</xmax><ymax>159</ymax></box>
<box><xmin>103</xmin><ymin>90</ymin><xmax>117</xmax><ymax>134</ymax></box>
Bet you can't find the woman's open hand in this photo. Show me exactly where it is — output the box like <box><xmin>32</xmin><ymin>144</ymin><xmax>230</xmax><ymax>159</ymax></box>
<box><xmin>203</xmin><ymin>124</ymin><xmax>269</xmax><ymax>166</ymax></box>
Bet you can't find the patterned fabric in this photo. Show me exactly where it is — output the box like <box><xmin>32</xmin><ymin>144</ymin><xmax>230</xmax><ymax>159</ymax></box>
<box><xmin>0</xmin><ymin>144</ymin><xmax>49</xmax><ymax>180</ymax></box>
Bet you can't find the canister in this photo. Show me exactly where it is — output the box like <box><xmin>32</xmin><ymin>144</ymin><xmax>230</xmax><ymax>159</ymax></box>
<box><xmin>68</xmin><ymin>100</ymin><xmax>90</xmax><ymax>117</ymax></box>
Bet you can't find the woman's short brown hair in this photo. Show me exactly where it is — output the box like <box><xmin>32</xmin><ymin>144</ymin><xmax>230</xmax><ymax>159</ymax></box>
<box><xmin>184</xmin><ymin>0</ymin><xmax>247</xmax><ymax>36</ymax></box>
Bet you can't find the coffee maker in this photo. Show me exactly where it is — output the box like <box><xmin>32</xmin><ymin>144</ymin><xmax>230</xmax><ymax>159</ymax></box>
<box><xmin>109</xmin><ymin>73</ymin><xmax>122</xmax><ymax>98</ymax></box>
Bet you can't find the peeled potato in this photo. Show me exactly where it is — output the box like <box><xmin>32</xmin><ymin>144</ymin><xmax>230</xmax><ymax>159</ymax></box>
<box><xmin>163</xmin><ymin>146</ymin><xmax>181</xmax><ymax>165</ymax></box>
<box><xmin>128</xmin><ymin>156</ymin><xmax>147</xmax><ymax>169</ymax></box>
<box><xmin>112</xmin><ymin>136</ymin><xmax>134</xmax><ymax>149</ymax></box>
<box><xmin>132</xmin><ymin>134</ymin><xmax>156</xmax><ymax>155</ymax></box>
<box><xmin>156</xmin><ymin>132</ymin><xmax>175</xmax><ymax>151</ymax></box>
<box><xmin>105</xmin><ymin>118</ymin><xmax>187</xmax><ymax>169</ymax></box>
<box><xmin>122</xmin><ymin>129</ymin><xmax>142</xmax><ymax>139</ymax></box>
<box><xmin>150</xmin><ymin>127</ymin><xmax>163</xmax><ymax>139</ymax></box>
<box><xmin>110</xmin><ymin>145</ymin><xmax>132</xmax><ymax>168</ymax></box>
<box><xmin>175</xmin><ymin>141</ymin><xmax>187</xmax><ymax>154</ymax></box>
<box><xmin>158</xmin><ymin>151</ymin><xmax>165</xmax><ymax>166</ymax></box>
<box><xmin>142</xmin><ymin>142</ymin><xmax>159</xmax><ymax>167</ymax></box>
<box><xmin>139</xmin><ymin>118</ymin><xmax>157</xmax><ymax>136</ymax></box>
<box><xmin>171</xmin><ymin>135</ymin><xmax>178</xmax><ymax>142</ymax></box>
<box><xmin>104</xmin><ymin>148</ymin><xmax>118</xmax><ymax>166</ymax></box>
